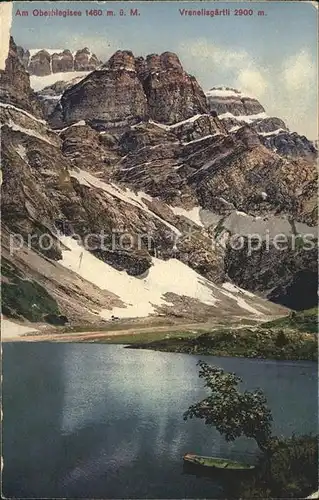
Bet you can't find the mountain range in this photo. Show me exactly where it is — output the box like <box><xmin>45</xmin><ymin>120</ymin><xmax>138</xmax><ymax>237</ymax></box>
<box><xmin>1</xmin><ymin>38</ymin><xmax>317</xmax><ymax>333</ymax></box>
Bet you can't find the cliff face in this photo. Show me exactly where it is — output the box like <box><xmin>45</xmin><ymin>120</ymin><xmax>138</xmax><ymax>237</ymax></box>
<box><xmin>206</xmin><ymin>87</ymin><xmax>265</xmax><ymax>116</ymax></box>
<box><xmin>0</xmin><ymin>37</ymin><xmax>43</xmax><ymax>117</ymax></box>
<box><xmin>49</xmin><ymin>50</ymin><xmax>209</xmax><ymax>130</ymax></box>
<box><xmin>49</xmin><ymin>50</ymin><xmax>149</xmax><ymax>130</ymax></box>
<box><xmin>138</xmin><ymin>52</ymin><xmax>208</xmax><ymax>124</ymax></box>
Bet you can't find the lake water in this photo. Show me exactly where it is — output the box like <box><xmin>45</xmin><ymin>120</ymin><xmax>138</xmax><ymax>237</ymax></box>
<box><xmin>2</xmin><ymin>343</ymin><xmax>317</xmax><ymax>498</ymax></box>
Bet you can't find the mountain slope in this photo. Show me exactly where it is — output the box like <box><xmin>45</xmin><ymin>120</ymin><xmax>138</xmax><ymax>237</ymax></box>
<box><xmin>1</xmin><ymin>39</ymin><xmax>316</xmax><ymax>329</ymax></box>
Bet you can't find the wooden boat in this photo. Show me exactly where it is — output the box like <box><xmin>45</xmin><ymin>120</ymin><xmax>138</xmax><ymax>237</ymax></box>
<box><xmin>183</xmin><ymin>453</ymin><xmax>255</xmax><ymax>470</ymax></box>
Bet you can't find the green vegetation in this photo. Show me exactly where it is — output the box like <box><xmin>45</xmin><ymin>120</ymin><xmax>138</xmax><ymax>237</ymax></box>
<box><xmin>261</xmin><ymin>308</ymin><xmax>318</xmax><ymax>334</ymax></box>
<box><xmin>1</xmin><ymin>258</ymin><xmax>66</xmax><ymax>325</ymax></box>
<box><xmin>129</xmin><ymin>309</ymin><xmax>317</xmax><ymax>361</ymax></box>
<box><xmin>129</xmin><ymin>327</ymin><xmax>317</xmax><ymax>361</ymax></box>
<box><xmin>184</xmin><ymin>361</ymin><xmax>273</xmax><ymax>452</ymax></box>
<box><xmin>232</xmin><ymin>435</ymin><xmax>318</xmax><ymax>498</ymax></box>
<box><xmin>184</xmin><ymin>361</ymin><xmax>318</xmax><ymax>498</ymax></box>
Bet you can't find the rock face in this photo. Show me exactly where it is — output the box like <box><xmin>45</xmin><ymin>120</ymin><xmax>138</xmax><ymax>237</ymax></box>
<box><xmin>0</xmin><ymin>37</ymin><xmax>43</xmax><ymax>117</ymax></box>
<box><xmin>74</xmin><ymin>48</ymin><xmax>101</xmax><ymax>71</ymax></box>
<box><xmin>28</xmin><ymin>49</ymin><xmax>51</xmax><ymax>76</ymax></box>
<box><xmin>206</xmin><ymin>87</ymin><xmax>265</xmax><ymax>116</ymax></box>
<box><xmin>16</xmin><ymin>46</ymin><xmax>101</xmax><ymax>75</ymax></box>
<box><xmin>206</xmin><ymin>86</ymin><xmax>317</xmax><ymax>159</ymax></box>
<box><xmin>51</xmin><ymin>50</ymin><xmax>74</xmax><ymax>73</ymax></box>
<box><xmin>49</xmin><ymin>50</ymin><xmax>209</xmax><ymax>130</ymax></box>
<box><xmin>50</xmin><ymin>50</ymin><xmax>149</xmax><ymax>130</ymax></box>
<box><xmin>225</xmin><ymin>240</ymin><xmax>318</xmax><ymax>311</ymax></box>
<box><xmin>138</xmin><ymin>52</ymin><xmax>208</xmax><ymax>124</ymax></box>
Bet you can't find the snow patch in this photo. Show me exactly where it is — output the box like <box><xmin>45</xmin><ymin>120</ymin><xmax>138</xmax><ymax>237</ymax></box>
<box><xmin>58</xmin><ymin>236</ymin><xmax>218</xmax><ymax>319</ymax></box>
<box><xmin>30</xmin><ymin>71</ymin><xmax>90</xmax><ymax>91</ymax></box>
<box><xmin>149</xmin><ymin>114</ymin><xmax>209</xmax><ymax>131</ymax></box>
<box><xmin>206</xmin><ymin>88</ymin><xmax>248</xmax><ymax>98</ymax></box>
<box><xmin>4</xmin><ymin>119</ymin><xmax>56</xmax><ymax>146</ymax></box>
<box><xmin>0</xmin><ymin>102</ymin><xmax>47</xmax><ymax>124</ymax></box>
<box><xmin>57</xmin><ymin>120</ymin><xmax>86</xmax><ymax>133</ymax></box>
<box><xmin>182</xmin><ymin>134</ymin><xmax>217</xmax><ymax>145</ymax></box>
<box><xmin>169</xmin><ymin>114</ymin><xmax>206</xmax><ymax>129</ymax></box>
<box><xmin>259</xmin><ymin>128</ymin><xmax>285</xmax><ymax>137</ymax></box>
<box><xmin>220</xmin><ymin>286</ymin><xmax>262</xmax><ymax>315</ymax></box>
<box><xmin>222</xmin><ymin>282</ymin><xmax>256</xmax><ymax>298</ymax></box>
<box><xmin>39</xmin><ymin>94</ymin><xmax>62</xmax><ymax>101</ymax></box>
<box><xmin>218</xmin><ymin>111</ymin><xmax>268</xmax><ymax>123</ymax></box>
<box><xmin>69</xmin><ymin>169</ymin><xmax>181</xmax><ymax>235</ymax></box>
<box><xmin>15</xmin><ymin>144</ymin><xmax>27</xmax><ymax>160</ymax></box>
<box><xmin>170</xmin><ymin>206</ymin><xmax>204</xmax><ymax>227</ymax></box>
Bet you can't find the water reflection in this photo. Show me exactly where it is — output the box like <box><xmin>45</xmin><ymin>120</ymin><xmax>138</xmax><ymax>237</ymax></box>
<box><xmin>2</xmin><ymin>343</ymin><xmax>317</xmax><ymax>499</ymax></box>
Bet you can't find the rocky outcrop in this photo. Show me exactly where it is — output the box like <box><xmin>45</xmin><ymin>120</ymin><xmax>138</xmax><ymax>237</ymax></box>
<box><xmin>138</xmin><ymin>52</ymin><xmax>208</xmax><ymax>124</ymax></box>
<box><xmin>206</xmin><ymin>86</ymin><xmax>317</xmax><ymax>159</ymax></box>
<box><xmin>0</xmin><ymin>37</ymin><xmax>43</xmax><ymax>117</ymax></box>
<box><xmin>116</xmin><ymin>119</ymin><xmax>317</xmax><ymax>225</ymax></box>
<box><xmin>74</xmin><ymin>48</ymin><xmax>101</xmax><ymax>71</ymax></box>
<box><xmin>260</xmin><ymin>131</ymin><xmax>317</xmax><ymax>159</ymax></box>
<box><xmin>28</xmin><ymin>49</ymin><xmax>51</xmax><ymax>76</ymax></box>
<box><xmin>16</xmin><ymin>46</ymin><xmax>101</xmax><ymax>76</ymax></box>
<box><xmin>49</xmin><ymin>50</ymin><xmax>149</xmax><ymax>130</ymax></box>
<box><xmin>60</xmin><ymin>123</ymin><xmax>120</xmax><ymax>174</ymax></box>
<box><xmin>225</xmin><ymin>240</ymin><xmax>318</xmax><ymax>311</ymax></box>
<box><xmin>206</xmin><ymin>87</ymin><xmax>265</xmax><ymax>116</ymax></box>
<box><xmin>51</xmin><ymin>49</ymin><xmax>74</xmax><ymax>73</ymax></box>
<box><xmin>49</xmin><ymin>50</ymin><xmax>209</xmax><ymax>131</ymax></box>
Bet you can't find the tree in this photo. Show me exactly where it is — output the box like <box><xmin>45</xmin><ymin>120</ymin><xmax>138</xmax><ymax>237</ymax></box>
<box><xmin>183</xmin><ymin>360</ymin><xmax>273</xmax><ymax>452</ymax></box>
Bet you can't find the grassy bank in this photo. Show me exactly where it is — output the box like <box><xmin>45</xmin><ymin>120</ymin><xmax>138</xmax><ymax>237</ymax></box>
<box><xmin>126</xmin><ymin>309</ymin><xmax>318</xmax><ymax>361</ymax></box>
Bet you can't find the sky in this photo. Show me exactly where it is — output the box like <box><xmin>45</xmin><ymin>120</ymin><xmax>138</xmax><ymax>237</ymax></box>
<box><xmin>10</xmin><ymin>1</ymin><xmax>318</xmax><ymax>139</ymax></box>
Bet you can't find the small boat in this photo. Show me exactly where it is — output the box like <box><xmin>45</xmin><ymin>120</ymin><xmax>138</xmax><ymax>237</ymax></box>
<box><xmin>183</xmin><ymin>453</ymin><xmax>255</xmax><ymax>470</ymax></box>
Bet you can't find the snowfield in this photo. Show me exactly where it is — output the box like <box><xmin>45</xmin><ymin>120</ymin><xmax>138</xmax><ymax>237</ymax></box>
<box><xmin>206</xmin><ymin>88</ymin><xmax>250</xmax><ymax>99</ymax></box>
<box><xmin>58</xmin><ymin>235</ymin><xmax>218</xmax><ymax>319</ymax></box>
<box><xmin>30</xmin><ymin>71</ymin><xmax>90</xmax><ymax>91</ymax></box>
<box><xmin>58</xmin><ymin>236</ymin><xmax>266</xmax><ymax>320</ymax></box>
<box><xmin>218</xmin><ymin>111</ymin><xmax>268</xmax><ymax>123</ymax></box>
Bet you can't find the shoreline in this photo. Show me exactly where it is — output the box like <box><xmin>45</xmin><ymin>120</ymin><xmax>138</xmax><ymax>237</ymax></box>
<box><xmin>1</xmin><ymin>309</ymin><xmax>316</xmax><ymax>362</ymax></box>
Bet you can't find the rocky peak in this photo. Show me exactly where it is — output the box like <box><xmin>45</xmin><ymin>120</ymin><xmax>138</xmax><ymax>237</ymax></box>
<box><xmin>235</xmin><ymin>125</ymin><xmax>262</xmax><ymax>149</ymax></box>
<box><xmin>74</xmin><ymin>47</ymin><xmax>101</xmax><ymax>72</ymax></box>
<box><xmin>206</xmin><ymin>86</ymin><xmax>265</xmax><ymax>116</ymax></box>
<box><xmin>106</xmin><ymin>50</ymin><xmax>136</xmax><ymax>72</ymax></box>
<box><xmin>0</xmin><ymin>37</ymin><xmax>43</xmax><ymax>117</ymax></box>
<box><xmin>160</xmin><ymin>51</ymin><xmax>183</xmax><ymax>71</ymax></box>
<box><xmin>206</xmin><ymin>86</ymin><xmax>317</xmax><ymax>159</ymax></box>
<box><xmin>28</xmin><ymin>49</ymin><xmax>51</xmax><ymax>76</ymax></box>
<box><xmin>139</xmin><ymin>52</ymin><xmax>207</xmax><ymax>124</ymax></box>
<box><xmin>16</xmin><ymin>45</ymin><xmax>102</xmax><ymax>76</ymax></box>
<box><xmin>52</xmin><ymin>49</ymin><xmax>73</xmax><ymax>73</ymax></box>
